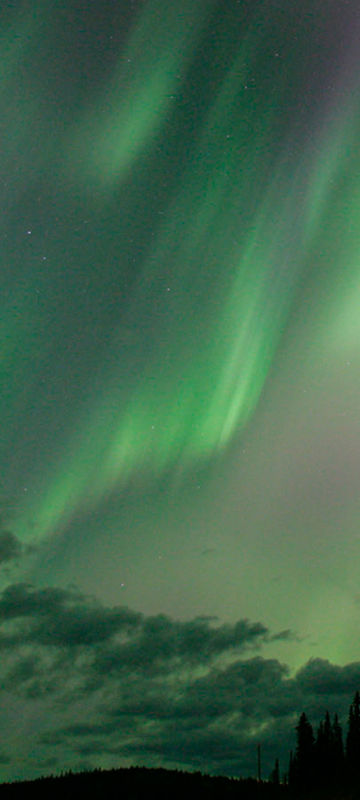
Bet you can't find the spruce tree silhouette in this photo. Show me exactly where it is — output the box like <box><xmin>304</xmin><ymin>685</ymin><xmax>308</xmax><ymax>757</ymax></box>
<box><xmin>287</xmin><ymin>697</ymin><xmax>358</xmax><ymax>797</ymax></box>
<box><xmin>332</xmin><ymin>713</ymin><xmax>344</xmax><ymax>787</ymax></box>
<box><xmin>346</xmin><ymin>691</ymin><xmax>360</xmax><ymax>787</ymax></box>
<box><xmin>315</xmin><ymin>710</ymin><xmax>332</xmax><ymax>787</ymax></box>
<box><xmin>292</xmin><ymin>712</ymin><xmax>315</xmax><ymax>791</ymax></box>
<box><xmin>314</xmin><ymin>709</ymin><xmax>344</xmax><ymax>790</ymax></box>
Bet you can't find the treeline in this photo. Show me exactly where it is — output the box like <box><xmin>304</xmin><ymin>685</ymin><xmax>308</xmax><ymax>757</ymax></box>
<box><xmin>285</xmin><ymin>691</ymin><xmax>360</xmax><ymax>797</ymax></box>
<box><xmin>0</xmin><ymin>766</ymin><xmax>287</xmax><ymax>800</ymax></box>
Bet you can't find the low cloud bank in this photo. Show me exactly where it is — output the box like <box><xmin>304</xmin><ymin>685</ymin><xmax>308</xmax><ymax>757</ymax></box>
<box><xmin>0</xmin><ymin>581</ymin><xmax>358</xmax><ymax>783</ymax></box>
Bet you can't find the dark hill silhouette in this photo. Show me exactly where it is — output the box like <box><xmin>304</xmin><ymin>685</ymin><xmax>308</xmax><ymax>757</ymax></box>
<box><xmin>0</xmin><ymin>766</ymin><xmax>288</xmax><ymax>800</ymax></box>
<box><xmin>1</xmin><ymin>762</ymin><xmax>359</xmax><ymax>799</ymax></box>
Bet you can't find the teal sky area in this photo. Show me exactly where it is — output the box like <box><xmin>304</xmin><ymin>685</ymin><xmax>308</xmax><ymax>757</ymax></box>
<box><xmin>2</xmin><ymin>0</ymin><xmax>360</xmax><ymax>783</ymax></box>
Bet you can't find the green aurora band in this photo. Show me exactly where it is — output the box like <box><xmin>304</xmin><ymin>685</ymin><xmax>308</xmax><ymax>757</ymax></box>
<box><xmin>2</xmin><ymin>0</ymin><xmax>359</xmax><ymax>546</ymax></box>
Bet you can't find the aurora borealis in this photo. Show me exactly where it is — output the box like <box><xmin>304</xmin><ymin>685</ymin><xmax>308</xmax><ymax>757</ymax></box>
<box><xmin>2</xmin><ymin>0</ymin><xmax>360</xmax><ymax>783</ymax></box>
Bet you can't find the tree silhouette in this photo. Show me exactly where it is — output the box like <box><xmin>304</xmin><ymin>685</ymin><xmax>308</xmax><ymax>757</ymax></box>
<box><xmin>291</xmin><ymin>712</ymin><xmax>315</xmax><ymax>791</ymax></box>
<box><xmin>346</xmin><ymin>690</ymin><xmax>360</xmax><ymax>785</ymax></box>
<box><xmin>287</xmin><ymin>695</ymin><xmax>359</xmax><ymax>796</ymax></box>
<box><xmin>269</xmin><ymin>758</ymin><xmax>280</xmax><ymax>785</ymax></box>
<box><xmin>314</xmin><ymin>710</ymin><xmax>344</xmax><ymax>789</ymax></box>
<box><xmin>332</xmin><ymin>712</ymin><xmax>344</xmax><ymax>786</ymax></box>
<box><xmin>288</xmin><ymin>750</ymin><xmax>295</xmax><ymax>788</ymax></box>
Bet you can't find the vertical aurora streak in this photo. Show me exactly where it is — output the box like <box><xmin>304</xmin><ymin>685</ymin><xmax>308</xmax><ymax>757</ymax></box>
<box><xmin>8</xmin><ymin>0</ymin><xmax>355</xmax><ymax>544</ymax></box>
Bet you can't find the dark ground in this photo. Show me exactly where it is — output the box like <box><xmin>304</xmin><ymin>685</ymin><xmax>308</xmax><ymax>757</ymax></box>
<box><xmin>1</xmin><ymin>766</ymin><xmax>359</xmax><ymax>799</ymax></box>
<box><xmin>0</xmin><ymin>766</ymin><xmax>288</xmax><ymax>799</ymax></box>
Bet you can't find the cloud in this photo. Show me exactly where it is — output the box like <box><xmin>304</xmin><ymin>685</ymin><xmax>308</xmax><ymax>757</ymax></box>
<box><xmin>0</xmin><ymin>583</ymin><xmax>267</xmax><ymax>657</ymax></box>
<box><xmin>178</xmin><ymin>657</ymin><xmax>291</xmax><ymax>719</ymax></box>
<box><xmin>0</xmin><ymin>579</ymin><xmax>292</xmax><ymax>778</ymax></box>
<box><xmin>40</xmin><ymin>653</ymin><xmax>299</xmax><ymax>778</ymax></box>
<box><xmin>0</xmin><ymin>582</ymin><xmax>141</xmax><ymax>646</ymax></box>
<box><xmin>92</xmin><ymin>615</ymin><xmax>270</xmax><ymax>678</ymax></box>
<box><xmin>0</xmin><ymin>580</ymin><xmax>359</xmax><ymax>782</ymax></box>
<box><xmin>0</xmin><ymin>530</ymin><xmax>22</xmax><ymax>564</ymax></box>
<box><xmin>0</xmin><ymin>581</ymin><xmax>274</xmax><ymax>705</ymax></box>
<box><xmin>295</xmin><ymin>657</ymin><xmax>360</xmax><ymax>696</ymax></box>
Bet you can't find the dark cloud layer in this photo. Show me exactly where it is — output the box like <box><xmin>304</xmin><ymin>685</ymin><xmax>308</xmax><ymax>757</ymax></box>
<box><xmin>0</xmin><ymin>581</ymin><xmax>268</xmax><ymax>655</ymax></box>
<box><xmin>0</xmin><ymin>531</ymin><xmax>21</xmax><ymax>564</ymax></box>
<box><xmin>296</xmin><ymin>658</ymin><xmax>360</xmax><ymax>696</ymax></box>
<box><xmin>0</xmin><ymin>580</ymin><xmax>359</xmax><ymax>782</ymax></box>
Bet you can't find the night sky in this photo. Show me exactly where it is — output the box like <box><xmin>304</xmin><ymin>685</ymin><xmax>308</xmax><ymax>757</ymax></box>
<box><xmin>2</xmin><ymin>0</ymin><xmax>360</xmax><ymax>783</ymax></box>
